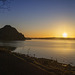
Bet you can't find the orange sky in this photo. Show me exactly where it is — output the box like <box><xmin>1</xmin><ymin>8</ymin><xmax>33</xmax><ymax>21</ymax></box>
<box><xmin>0</xmin><ymin>0</ymin><xmax>75</xmax><ymax>38</ymax></box>
<box><xmin>19</xmin><ymin>17</ymin><xmax>75</xmax><ymax>38</ymax></box>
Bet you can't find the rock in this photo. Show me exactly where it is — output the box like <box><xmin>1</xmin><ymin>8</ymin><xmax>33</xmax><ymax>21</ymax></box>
<box><xmin>0</xmin><ymin>25</ymin><xmax>26</xmax><ymax>41</ymax></box>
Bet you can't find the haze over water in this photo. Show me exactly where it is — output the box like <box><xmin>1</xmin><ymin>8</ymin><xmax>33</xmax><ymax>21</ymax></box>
<box><xmin>0</xmin><ymin>39</ymin><xmax>75</xmax><ymax>65</ymax></box>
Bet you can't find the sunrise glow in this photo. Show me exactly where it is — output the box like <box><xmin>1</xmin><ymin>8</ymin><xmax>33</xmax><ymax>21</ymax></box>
<box><xmin>63</xmin><ymin>33</ymin><xmax>67</xmax><ymax>38</ymax></box>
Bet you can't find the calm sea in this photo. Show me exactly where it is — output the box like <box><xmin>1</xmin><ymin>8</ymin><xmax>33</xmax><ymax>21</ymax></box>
<box><xmin>0</xmin><ymin>39</ymin><xmax>75</xmax><ymax>65</ymax></box>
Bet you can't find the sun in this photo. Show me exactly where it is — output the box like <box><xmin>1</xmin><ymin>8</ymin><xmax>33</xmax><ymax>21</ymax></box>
<box><xmin>63</xmin><ymin>33</ymin><xmax>67</xmax><ymax>38</ymax></box>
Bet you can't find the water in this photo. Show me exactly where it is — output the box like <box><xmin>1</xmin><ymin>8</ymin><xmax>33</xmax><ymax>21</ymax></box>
<box><xmin>0</xmin><ymin>39</ymin><xmax>75</xmax><ymax>65</ymax></box>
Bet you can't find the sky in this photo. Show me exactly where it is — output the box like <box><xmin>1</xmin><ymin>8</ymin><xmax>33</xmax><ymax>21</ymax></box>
<box><xmin>0</xmin><ymin>0</ymin><xmax>75</xmax><ymax>38</ymax></box>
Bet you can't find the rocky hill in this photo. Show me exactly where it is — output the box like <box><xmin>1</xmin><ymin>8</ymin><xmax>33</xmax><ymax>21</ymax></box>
<box><xmin>0</xmin><ymin>25</ymin><xmax>26</xmax><ymax>41</ymax></box>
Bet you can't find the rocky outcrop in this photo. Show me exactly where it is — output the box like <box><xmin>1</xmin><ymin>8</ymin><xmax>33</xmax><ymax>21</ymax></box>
<box><xmin>0</xmin><ymin>25</ymin><xmax>26</xmax><ymax>41</ymax></box>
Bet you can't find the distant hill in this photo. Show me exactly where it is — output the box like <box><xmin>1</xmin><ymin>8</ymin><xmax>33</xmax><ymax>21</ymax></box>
<box><xmin>0</xmin><ymin>25</ymin><xmax>26</xmax><ymax>41</ymax></box>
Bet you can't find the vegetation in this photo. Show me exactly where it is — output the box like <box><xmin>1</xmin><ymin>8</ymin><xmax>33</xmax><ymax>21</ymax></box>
<box><xmin>0</xmin><ymin>46</ymin><xmax>16</xmax><ymax>52</ymax></box>
<box><xmin>12</xmin><ymin>52</ymin><xmax>75</xmax><ymax>75</ymax></box>
<box><xmin>0</xmin><ymin>46</ymin><xmax>75</xmax><ymax>75</ymax></box>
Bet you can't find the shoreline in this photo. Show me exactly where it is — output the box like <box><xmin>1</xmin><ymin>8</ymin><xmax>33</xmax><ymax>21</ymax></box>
<box><xmin>0</xmin><ymin>46</ymin><xmax>75</xmax><ymax>75</ymax></box>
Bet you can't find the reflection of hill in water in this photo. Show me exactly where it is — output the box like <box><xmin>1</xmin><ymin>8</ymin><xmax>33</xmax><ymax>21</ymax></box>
<box><xmin>0</xmin><ymin>46</ymin><xmax>16</xmax><ymax>51</ymax></box>
<box><xmin>0</xmin><ymin>40</ymin><xmax>25</xmax><ymax>48</ymax></box>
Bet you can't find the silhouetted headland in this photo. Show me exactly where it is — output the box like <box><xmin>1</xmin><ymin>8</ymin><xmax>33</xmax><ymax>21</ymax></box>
<box><xmin>0</xmin><ymin>25</ymin><xmax>26</xmax><ymax>41</ymax></box>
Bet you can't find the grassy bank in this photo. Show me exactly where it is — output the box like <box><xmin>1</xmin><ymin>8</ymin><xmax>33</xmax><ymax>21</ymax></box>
<box><xmin>12</xmin><ymin>52</ymin><xmax>75</xmax><ymax>75</ymax></box>
<box><xmin>0</xmin><ymin>46</ymin><xmax>75</xmax><ymax>75</ymax></box>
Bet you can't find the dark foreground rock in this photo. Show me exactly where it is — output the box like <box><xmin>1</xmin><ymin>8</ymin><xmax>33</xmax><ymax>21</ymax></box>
<box><xmin>0</xmin><ymin>25</ymin><xmax>25</xmax><ymax>41</ymax></box>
